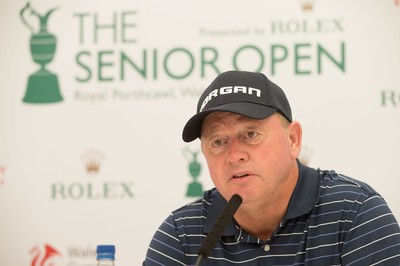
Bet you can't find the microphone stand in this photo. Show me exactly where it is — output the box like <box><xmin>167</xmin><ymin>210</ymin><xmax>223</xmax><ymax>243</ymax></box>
<box><xmin>194</xmin><ymin>194</ymin><xmax>243</xmax><ymax>266</ymax></box>
<box><xmin>194</xmin><ymin>254</ymin><xmax>204</xmax><ymax>266</ymax></box>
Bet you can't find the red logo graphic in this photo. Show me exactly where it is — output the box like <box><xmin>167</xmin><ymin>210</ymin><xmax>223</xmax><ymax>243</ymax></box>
<box><xmin>396</xmin><ymin>0</ymin><xmax>400</xmax><ymax>5</ymax></box>
<box><xmin>0</xmin><ymin>165</ymin><xmax>6</xmax><ymax>186</ymax></box>
<box><xmin>30</xmin><ymin>243</ymin><xmax>61</xmax><ymax>266</ymax></box>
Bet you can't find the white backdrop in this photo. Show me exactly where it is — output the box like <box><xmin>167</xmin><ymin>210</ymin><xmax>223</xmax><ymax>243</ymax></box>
<box><xmin>1</xmin><ymin>0</ymin><xmax>399</xmax><ymax>265</ymax></box>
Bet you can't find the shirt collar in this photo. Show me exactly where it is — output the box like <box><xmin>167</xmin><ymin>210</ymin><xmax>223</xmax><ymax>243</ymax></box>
<box><xmin>204</xmin><ymin>190</ymin><xmax>237</xmax><ymax>235</ymax></box>
<box><xmin>204</xmin><ymin>161</ymin><xmax>321</xmax><ymax>235</ymax></box>
<box><xmin>284</xmin><ymin>161</ymin><xmax>320</xmax><ymax>220</ymax></box>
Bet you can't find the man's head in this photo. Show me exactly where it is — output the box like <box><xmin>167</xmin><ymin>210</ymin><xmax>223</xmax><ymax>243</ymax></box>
<box><xmin>182</xmin><ymin>70</ymin><xmax>292</xmax><ymax>142</ymax></box>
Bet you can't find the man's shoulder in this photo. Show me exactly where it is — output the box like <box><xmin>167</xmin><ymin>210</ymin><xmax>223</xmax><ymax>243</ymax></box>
<box><xmin>316</xmin><ymin>169</ymin><xmax>380</xmax><ymax>209</ymax></box>
<box><xmin>170</xmin><ymin>189</ymin><xmax>216</xmax><ymax>219</ymax></box>
<box><xmin>319</xmin><ymin>169</ymin><xmax>378</xmax><ymax>195</ymax></box>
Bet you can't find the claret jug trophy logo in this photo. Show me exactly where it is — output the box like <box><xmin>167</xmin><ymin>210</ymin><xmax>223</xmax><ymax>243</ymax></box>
<box><xmin>183</xmin><ymin>147</ymin><xmax>203</xmax><ymax>197</ymax></box>
<box><xmin>20</xmin><ymin>3</ymin><xmax>63</xmax><ymax>104</ymax></box>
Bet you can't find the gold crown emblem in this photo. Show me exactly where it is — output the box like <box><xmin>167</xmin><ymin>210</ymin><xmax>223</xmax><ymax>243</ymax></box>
<box><xmin>86</xmin><ymin>158</ymin><xmax>100</xmax><ymax>173</ymax></box>
<box><xmin>301</xmin><ymin>0</ymin><xmax>314</xmax><ymax>12</ymax></box>
<box><xmin>81</xmin><ymin>150</ymin><xmax>104</xmax><ymax>174</ymax></box>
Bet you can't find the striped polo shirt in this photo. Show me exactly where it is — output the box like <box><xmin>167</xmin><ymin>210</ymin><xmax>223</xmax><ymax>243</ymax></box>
<box><xmin>144</xmin><ymin>162</ymin><xmax>400</xmax><ymax>265</ymax></box>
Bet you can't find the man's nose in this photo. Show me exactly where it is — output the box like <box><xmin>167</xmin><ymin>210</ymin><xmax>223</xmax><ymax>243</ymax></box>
<box><xmin>226</xmin><ymin>139</ymin><xmax>249</xmax><ymax>164</ymax></box>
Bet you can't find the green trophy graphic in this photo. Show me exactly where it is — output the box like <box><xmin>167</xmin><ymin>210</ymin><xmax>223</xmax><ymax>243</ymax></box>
<box><xmin>20</xmin><ymin>3</ymin><xmax>63</xmax><ymax>104</ymax></box>
<box><xmin>183</xmin><ymin>147</ymin><xmax>203</xmax><ymax>197</ymax></box>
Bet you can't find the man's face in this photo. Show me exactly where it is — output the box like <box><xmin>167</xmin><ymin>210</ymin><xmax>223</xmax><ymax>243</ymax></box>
<box><xmin>201</xmin><ymin>112</ymin><xmax>300</xmax><ymax>206</ymax></box>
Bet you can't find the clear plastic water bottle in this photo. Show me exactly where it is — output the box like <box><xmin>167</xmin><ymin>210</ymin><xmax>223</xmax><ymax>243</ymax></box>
<box><xmin>96</xmin><ymin>245</ymin><xmax>116</xmax><ymax>266</ymax></box>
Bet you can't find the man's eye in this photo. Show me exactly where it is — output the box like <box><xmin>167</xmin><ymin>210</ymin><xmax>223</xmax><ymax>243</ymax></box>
<box><xmin>246</xmin><ymin>131</ymin><xmax>257</xmax><ymax>139</ymax></box>
<box><xmin>212</xmin><ymin>139</ymin><xmax>224</xmax><ymax>147</ymax></box>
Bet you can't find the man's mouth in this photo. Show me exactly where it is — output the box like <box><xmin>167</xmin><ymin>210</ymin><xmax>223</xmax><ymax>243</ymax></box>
<box><xmin>233</xmin><ymin>173</ymin><xmax>250</xmax><ymax>179</ymax></box>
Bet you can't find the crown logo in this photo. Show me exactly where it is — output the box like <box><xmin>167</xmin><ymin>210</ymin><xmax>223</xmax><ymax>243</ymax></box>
<box><xmin>81</xmin><ymin>150</ymin><xmax>104</xmax><ymax>175</ymax></box>
<box><xmin>301</xmin><ymin>0</ymin><xmax>314</xmax><ymax>12</ymax></box>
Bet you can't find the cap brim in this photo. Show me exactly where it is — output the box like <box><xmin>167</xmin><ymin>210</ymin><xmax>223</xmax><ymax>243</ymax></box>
<box><xmin>182</xmin><ymin>102</ymin><xmax>277</xmax><ymax>142</ymax></box>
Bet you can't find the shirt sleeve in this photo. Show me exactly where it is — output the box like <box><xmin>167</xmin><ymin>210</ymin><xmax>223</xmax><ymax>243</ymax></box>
<box><xmin>341</xmin><ymin>194</ymin><xmax>400</xmax><ymax>265</ymax></box>
<box><xmin>143</xmin><ymin>213</ymin><xmax>188</xmax><ymax>266</ymax></box>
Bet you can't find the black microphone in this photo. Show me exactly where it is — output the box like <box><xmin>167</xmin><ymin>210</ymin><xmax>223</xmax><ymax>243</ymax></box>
<box><xmin>195</xmin><ymin>194</ymin><xmax>243</xmax><ymax>266</ymax></box>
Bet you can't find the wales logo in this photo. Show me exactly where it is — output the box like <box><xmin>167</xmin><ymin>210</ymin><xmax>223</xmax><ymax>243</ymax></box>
<box><xmin>30</xmin><ymin>243</ymin><xmax>62</xmax><ymax>266</ymax></box>
<box><xmin>20</xmin><ymin>3</ymin><xmax>63</xmax><ymax>104</ymax></box>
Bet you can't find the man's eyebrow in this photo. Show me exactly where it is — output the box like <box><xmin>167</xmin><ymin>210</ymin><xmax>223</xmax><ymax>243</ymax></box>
<box><xmin>201</xmin><ymin>124</ymin><xmax>222</xmax><ymax>139</ymax></box>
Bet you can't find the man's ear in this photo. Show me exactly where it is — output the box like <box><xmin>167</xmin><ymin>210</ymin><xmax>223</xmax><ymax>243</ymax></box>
<box><xmin>288</xmin><ymin>121</ymin><xmax>302</xmax><ymax>159</ymax></box>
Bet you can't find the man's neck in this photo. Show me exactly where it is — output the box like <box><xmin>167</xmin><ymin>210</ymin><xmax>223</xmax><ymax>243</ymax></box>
<box><xmin>234</xmin><ymin>162</ymin><xmax>299</xmax><ymax>241</ymax></box>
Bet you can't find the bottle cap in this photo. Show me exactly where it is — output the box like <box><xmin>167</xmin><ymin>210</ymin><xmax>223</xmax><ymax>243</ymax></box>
<box><xmin>96</xmin><ymin>245</ymin><xmax>115</xmax><ymax>260</ymax></box>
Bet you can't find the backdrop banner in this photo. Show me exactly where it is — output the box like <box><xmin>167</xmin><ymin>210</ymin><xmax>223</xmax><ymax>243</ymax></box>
<box><xmin>1</xmin><ymin>0</ymin><xmax>399</xmax><ymax>265</ymax></box>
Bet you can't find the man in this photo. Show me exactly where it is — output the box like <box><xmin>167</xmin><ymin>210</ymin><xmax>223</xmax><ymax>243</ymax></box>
<box><xmin>143</xmin><ymin>71</ymin><xmax>400</xmax><ymax>265</ymax></box>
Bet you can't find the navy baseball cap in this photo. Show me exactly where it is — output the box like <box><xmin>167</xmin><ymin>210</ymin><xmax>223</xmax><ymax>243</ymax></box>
<box><xmin>182</xmin><ymin>70</ymin><xmax>292</xmax><ymax>142</ymax></box>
